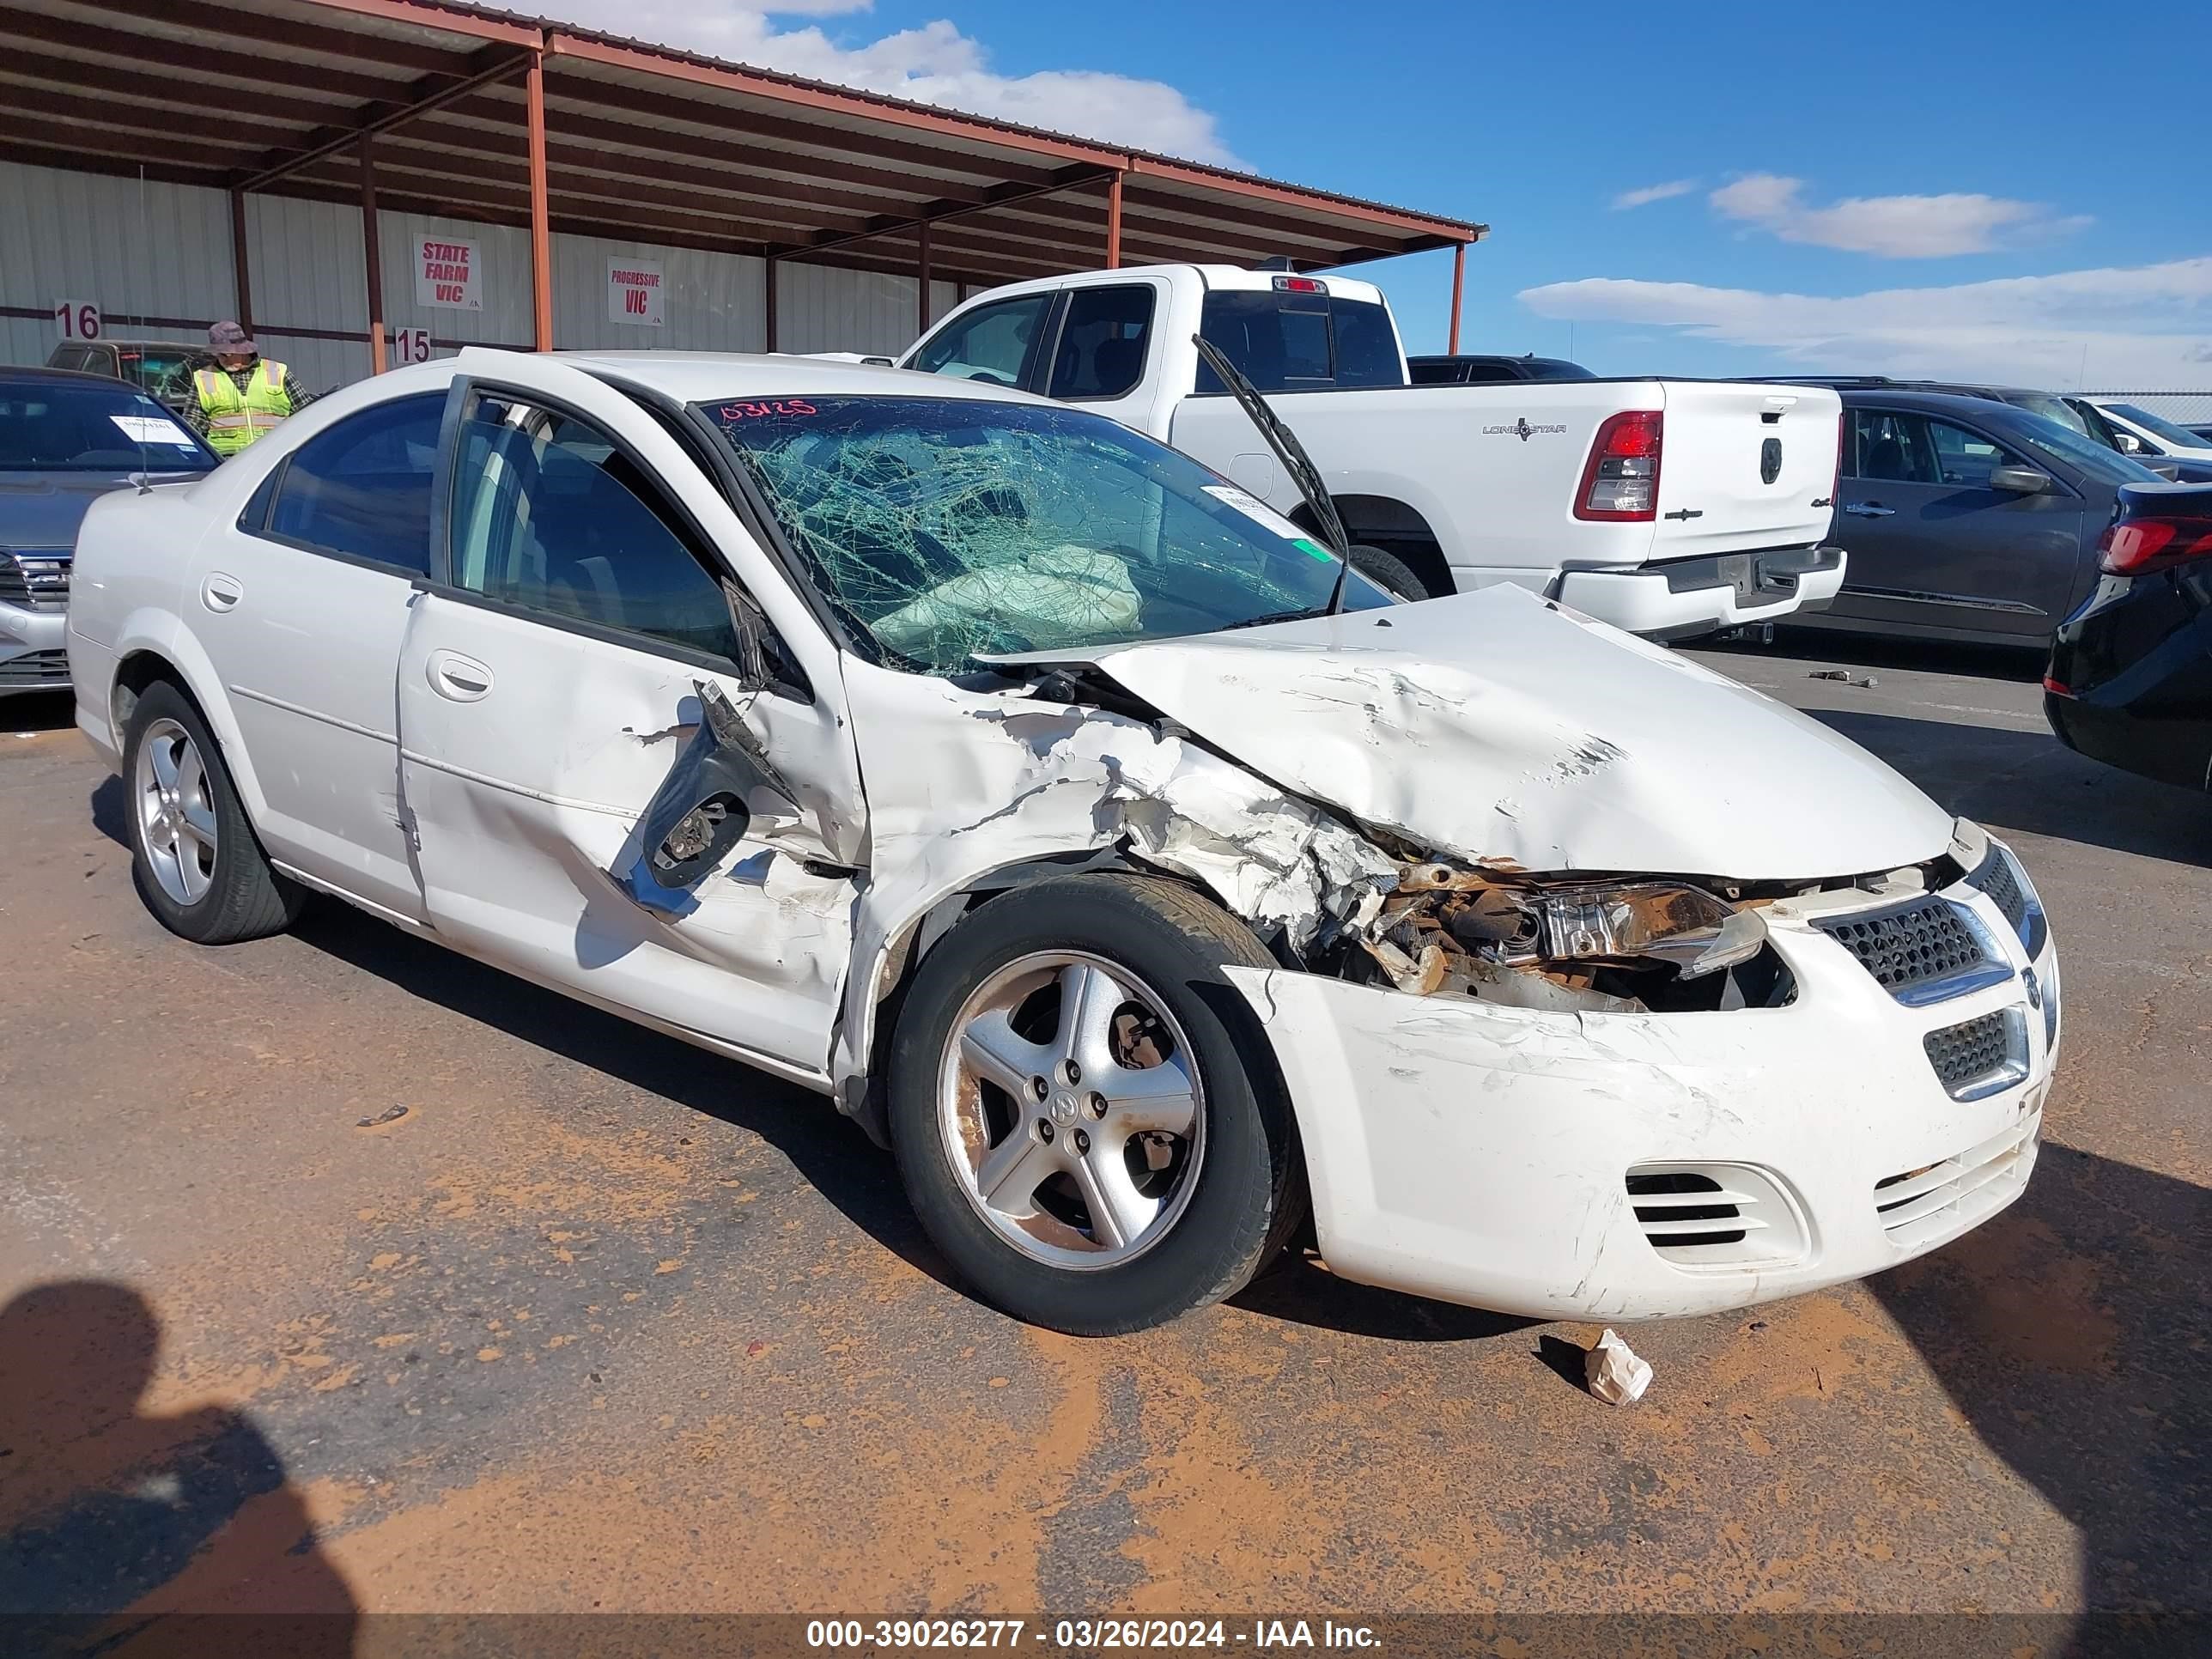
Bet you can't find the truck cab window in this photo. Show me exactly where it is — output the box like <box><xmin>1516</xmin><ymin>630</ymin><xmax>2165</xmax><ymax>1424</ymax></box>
<box><xmin>1048</xmin><ymin>285</ymin><xmax>1155</xmax><ymax>400</ymax></box>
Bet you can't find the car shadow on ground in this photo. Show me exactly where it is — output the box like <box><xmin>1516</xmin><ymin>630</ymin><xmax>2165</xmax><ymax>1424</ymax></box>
<box><xmin>0</xmin><ymin>1279</ymin><xmax>357</xmax><ymax>1654</ymax></box>
<box><xmin>3</xmin><ymin>689</ymin><xmax>76</xmax><ymax>734</ymax></box>
<box><xmin>286</xmin><ymin>898</ymin><xmax>963</xmax><ymax>1297</ymax></box>
<box><xmin>1867</xmin><ymin>1142</ymin><xmax>2212</xmax><ymax>1644</ymax></box>
<box><xmin>1705</xmin><ymin>628</ymin><xmax>2050</xmax><ymax>684</ymax></box>
<box><xmin>1801</xmin><ymin>708</ymin><xmax>2211</xmax><ymax>866</ymax></box>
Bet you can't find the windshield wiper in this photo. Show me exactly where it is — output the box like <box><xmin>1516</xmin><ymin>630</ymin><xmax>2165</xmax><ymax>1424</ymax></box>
<box><xmin>1214</xmin><ymin>605</ymin><xmax>1327</xmax><ymax>633</ymax></box>
<box><xmin>1190</xmin><ymin>334</ymin><xmax>1358</xmax><ymax>615</ymax></box>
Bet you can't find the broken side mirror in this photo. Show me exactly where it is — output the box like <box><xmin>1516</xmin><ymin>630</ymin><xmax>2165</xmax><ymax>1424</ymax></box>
<box><xmin>618</xmin><ymin>679</ymin><xmax>800</xmax><ymax>915</ymax></box>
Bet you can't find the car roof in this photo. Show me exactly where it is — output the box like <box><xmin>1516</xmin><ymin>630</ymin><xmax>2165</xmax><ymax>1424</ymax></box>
<box><xmin>3</xmin><ymin>364</ymin><xmax>153</xmax><ymax>387</ymax></box>
<box><xmin>1834</xmin><ymin>385</ymin><xmax>2045</xmax><ymax>419</ymax></box>
<box><xmin>530</xmin><ymin>349</ymin><xmax>1054</xmax><ymax>407</ymax></box>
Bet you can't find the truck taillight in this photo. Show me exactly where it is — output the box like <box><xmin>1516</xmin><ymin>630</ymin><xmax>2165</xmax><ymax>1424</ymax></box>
<box><xmin>2098</xmin><ymin>512</ymin><xmax>2212</xmax><ymax>576</ymax></box>
<box><xmin>1575</xmin><ymin>410</ymin><xmax>1663</xmax><ymax>521</ymax></box>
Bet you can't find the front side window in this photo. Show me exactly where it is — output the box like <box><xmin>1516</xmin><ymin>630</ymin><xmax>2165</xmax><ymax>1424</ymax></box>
<box><xmin>703</xmin><ymin>393</ymin><xmax>1388</xmax><ymax>677</ymax></box>
<box><xmin>1047</xmin><ymin>285</ymin><xmax>1154</xmax><ymax>399</ymax></box>
<box><xmin>1927</xmin><ymin>419</ymin><xmax>2021</xmax><ymax>488</ymax></box>
<box><xmin>265</xmin><ymin>393</ymin><xmax>442</xmax><ymax>571</ymax></box>
<box><xmin>448</xmin><ymin>395</ymin><xmax>739</xmax><ymax>663</ymax></box>
<box><xmin>0</xmin><ymin>378</ymin><xmax>214</xmax><ymax>474</ymax></box>
<box><xmin>908</xmin><ymin>295</ymin><xmax>1054</xmax><ymax>388</ymax></box>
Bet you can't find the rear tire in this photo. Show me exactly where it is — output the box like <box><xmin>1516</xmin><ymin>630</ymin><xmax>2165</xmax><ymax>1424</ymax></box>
<box><xmin>1347</xmin><ymin>543</ymin><xmax>1429</xmax><ymax>600</ymax></box>
<box><xmin>122</xmin><ymin>680</ymin><xmax>303</xmax><ymax>945</ymax></box>
<box><xmin>887</xmin><ymin>873</ymin><xmax>1306</xmax><ymax>1334</ymax></box>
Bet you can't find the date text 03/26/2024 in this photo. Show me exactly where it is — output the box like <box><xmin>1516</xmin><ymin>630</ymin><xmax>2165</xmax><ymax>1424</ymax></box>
<box><xmin>805</xmin><ymin>1620</ymin><xmax>1383</xmax><ymax>1650</ymax></box>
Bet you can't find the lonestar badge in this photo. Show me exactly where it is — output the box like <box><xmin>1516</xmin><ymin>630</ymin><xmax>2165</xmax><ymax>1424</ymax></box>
<box><xmin>1481</xmin><ymin>416</ymin><xmax>1569</xmax><ymax>441</ymax></box>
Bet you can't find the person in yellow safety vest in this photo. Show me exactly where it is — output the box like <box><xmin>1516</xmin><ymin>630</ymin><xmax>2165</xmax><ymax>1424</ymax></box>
<box><xmin>185</xmin><ymin>320</ymin><xmax>316</xmax><ymax>458</ymax></box>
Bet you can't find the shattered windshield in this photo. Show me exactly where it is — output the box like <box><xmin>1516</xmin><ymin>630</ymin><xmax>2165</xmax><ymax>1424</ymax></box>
<box><xmin>700</xmin><ymin>394</ymin><xmax>1387</xmax><ymax>674</ymax></box>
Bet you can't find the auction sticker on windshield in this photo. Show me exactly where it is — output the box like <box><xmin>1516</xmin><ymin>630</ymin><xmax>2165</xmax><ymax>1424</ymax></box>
<box><xmin>1202</xmin><ymin>483</ymin><xmax>1308</xmax><ymax>542</ymax></box>
<box><xmin>109</xmin><ymin>415</ymin><xmax>192</xmax><ymax>446</ymax></box>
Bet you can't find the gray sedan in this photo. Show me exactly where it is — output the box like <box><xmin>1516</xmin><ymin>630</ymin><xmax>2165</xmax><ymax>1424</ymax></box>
<box><xmin>2</xmin><ymin>368</ymin><xmax>216</xmax><ymax>695</ymax></box>
<box><xmin>1796</xmin><ymin>387</ymin><xmax>2167</xmax><ymax>647</ymax></box>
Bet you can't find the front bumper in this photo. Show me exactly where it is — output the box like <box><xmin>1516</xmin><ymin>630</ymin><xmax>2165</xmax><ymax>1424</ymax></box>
<box><xmin>0</xmin><ymin>600</ymin><xmax>68</xmax><ymax>694</ymax></box>
<box><xmin>1557</xmin><ymin>545</ymin><xmax>1846</xmax><ymax>641</ymax></box>
<box><xmin>1231</xmin><ymin>836</ymin><xmax>2056</xmax><ymax>1322</ymax></box>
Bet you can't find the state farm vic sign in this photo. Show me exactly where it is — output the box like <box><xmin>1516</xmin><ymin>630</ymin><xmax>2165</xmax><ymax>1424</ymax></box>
<box><xmin>414</xmin><ymin>237</ymin><xmax>480</xmax><ymax>311</ymax></box>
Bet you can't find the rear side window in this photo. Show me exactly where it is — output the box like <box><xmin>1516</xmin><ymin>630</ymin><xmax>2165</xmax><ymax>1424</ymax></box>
<box><xmin>264</xmin><ymin>392</ymin><xmax>443</xmax><ymax>574</ymax></box>
<box><xmin>1047</xmin><ymin>284</ymin><xmax>1154</xmax><ymax>399</ymax></box>
<box><xmin>1195</xmin><ymin>290</ymin><xmax>1403</xmax><ymax>392</ymax></box>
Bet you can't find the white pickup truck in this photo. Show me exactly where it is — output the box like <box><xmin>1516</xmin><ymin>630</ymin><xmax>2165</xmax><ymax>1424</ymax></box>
<box><xmin>897</xmin><ymin>264</ymin><xmax>1845</xmax><ymax>638</ymax></box>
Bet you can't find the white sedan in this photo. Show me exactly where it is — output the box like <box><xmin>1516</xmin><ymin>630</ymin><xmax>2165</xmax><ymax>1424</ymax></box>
<box><xmin>67</xmin><ymin>350</ymin><xmax>2058</xmax><ymax>1334</ymax></box>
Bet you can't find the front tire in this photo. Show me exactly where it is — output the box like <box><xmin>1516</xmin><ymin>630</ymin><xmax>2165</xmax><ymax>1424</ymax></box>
<box><xmin>1347</xmin><ymin>543</ymin><xmax>1429</xmax><ymax>600</ymax></box>
<box><xmin>887</xmin><ymin>874</ymin><xmax>1305</xmax><ymax>1334</ymax></box>
<box><xmin>123</xmin><ymin>680</ymin><xmax>303</xmax><ymax>945</ymax></box>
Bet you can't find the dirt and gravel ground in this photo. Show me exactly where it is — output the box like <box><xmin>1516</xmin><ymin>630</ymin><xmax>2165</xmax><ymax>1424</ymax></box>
<box><xmin>1</xmin><ymin>634</ymin><xmax>2205</xmax><ymax>1644</ymax></box>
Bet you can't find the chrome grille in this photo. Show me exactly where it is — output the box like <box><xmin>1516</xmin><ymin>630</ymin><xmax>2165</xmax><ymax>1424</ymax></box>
<box><xmin>1814</xmin><ymin>894</ymin><xmax>2001</xmax><ymax>1004</ymax></box>
<box><xmin>1921</xmin><ymin>1007</ymin><xmax>2028</xmax><ymax>1100</ymax></box>
<box><xmin>0</xmin><ymin>549</ymin><xmax>70</xmax><ymax>611</ymax></box>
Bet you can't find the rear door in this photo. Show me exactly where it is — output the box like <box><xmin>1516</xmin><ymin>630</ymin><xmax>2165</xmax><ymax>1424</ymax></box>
<box><xmin>1645</xmin><ymin>382</ymin><xmax>1839</xmax><ymax>562</ymax></box>
<box><xmin>396</xmin><ymin>356</ymin><xmax>865</xmax><ymax>1077</ymax></box>
<box><xmin>185</xmin><ymin>390</ymin><xmax>449</xmax><ymax>921</ymax></box>
<box><xmin>1826</xmin><ymin>406</ymin><xmax>2081</xmax><ymax>638</ymax></box>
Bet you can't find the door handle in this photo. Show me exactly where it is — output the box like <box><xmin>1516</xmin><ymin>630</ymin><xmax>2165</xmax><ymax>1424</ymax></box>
<box><xmin>1842</xmin><ymin>502</ymin><xmax>1896</xmax><ymax>519</ymax></box>
<box><xmin>200</xmin><ymin>572</ymin><xmax>243</xmax><ymax>611</ymax></box>
<box><xmin>426</xmin><ymin>648</ymin><xmax>493</xmax><ymax>702</ymax></box>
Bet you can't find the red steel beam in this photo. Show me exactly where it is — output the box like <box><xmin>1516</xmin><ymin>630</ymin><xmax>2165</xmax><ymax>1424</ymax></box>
<box><xmin>763</xmin><ymin>257</ymin><xmax>778</xmax><ymax>352</ymax></box>
<box><xmin>230</xmin><ymin>189</ymin><xmax>253</xmax><ymax>334</ymax></box>
<box><xmin>0</xmin><ymin>6</ymin><xmax>419</xmax><ymax>103</ymax></box>
<box><xmin>1448</xmin><ymin>242</ymin><xmax>1465</xmax><ymax>354</ymax></box>
<box><xmin>0</xmin><ymin>47</ymin><xmax>353</xmax><ymax>129</ymax></box>
<box><xmin>772</xmin><ymin>166</ymin><xmax>1114</xmax><ymax>260</ymax></box>
<box><xmin>1106</xmin><ymin>170</ymin><xmax>1122</xmax><ymax>269</ymax></box>
<box><xmin>362</xmin><ymin>135</ymin><xmax>386</xmax><ymax>374</ymax></box>
<box><xmin>526</xmin><ymin>50</ymin><xmax>552</xmax><ymax>352</ymax></box>
<box><xmin>237</xmin><ymin>46</ymin><xmax>538</xmax><ymax>192</ymax></box>
<box><xmin>299</xmin><ymin>0</ymin><xmax>544</xmax><ymax>48</ymax></box>
<box><xmin>917</xmin><ymin>220</ymin><xmax>932</xmax><ymax>336</ymax></box>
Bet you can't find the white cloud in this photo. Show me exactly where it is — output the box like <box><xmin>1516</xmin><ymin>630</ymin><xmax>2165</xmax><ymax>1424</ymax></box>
<box><xmin>491</xmin><ymin>2</ymin><xmax>1243</xmax><ymax>166</ymax></box>
<box><xmin>1611</xmin><ymin>179</ymin><xmax>1698</xmax><ymax>210</ymax></box>
<box><xmin>1709</xmin><ymin>173</ymin><xmax>2089</xmax><ymax>258</ymax></box>
<box><xmin>1518</xmin><ymin>258</ymin><xmax>2212</xmax><ymax>386</ymax></box>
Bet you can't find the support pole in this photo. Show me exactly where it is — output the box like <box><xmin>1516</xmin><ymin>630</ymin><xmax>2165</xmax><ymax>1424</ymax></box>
<box><xmin>526</xmin><ymin>49</ymin><xmax>553</xmax><ymax>352</ymax></box>
<box><xmin>763</xmin><ymin>255</ymin><xmax>778</xmax><ymax>353</ymax></box>
<box><xmin>228</xmin><ymin>188</ymin><xmax>253</xmax><ymax>333</ymax></box>
<box><xmin>917</xmin><ymin>221</ymin><xmax>932</xmax><ymax>337</ymax></box>
<box><xmin>361</xmin><ymin>135</ymin><xmax>386</xmax><ymax>374</ymax></box>
<box><xmin>1447</xmin><ymin>241</ymin><xmax>1465</xmax><ymax>355</ymax></box>
<box><xmin>1105</xmin><ymin>169</ymin><xmax>1123</xmax><ymax>270</ymax></box>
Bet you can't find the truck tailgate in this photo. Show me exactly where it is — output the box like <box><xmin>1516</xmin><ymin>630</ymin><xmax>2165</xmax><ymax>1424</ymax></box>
<box><xmin>1653</xmin><ymin>382</ymin><xmax>1839</xmax><ymax>560</ymax></box>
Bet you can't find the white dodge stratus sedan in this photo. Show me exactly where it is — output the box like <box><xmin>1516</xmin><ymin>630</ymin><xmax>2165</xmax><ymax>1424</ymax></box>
<box><xmin>68</xmin><ymin>349</ymin><xmax>2058</xmax><ymax>1335</ymax></box>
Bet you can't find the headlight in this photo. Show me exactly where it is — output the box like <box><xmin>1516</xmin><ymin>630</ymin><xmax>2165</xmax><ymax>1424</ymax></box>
<box><xmin>1522</xmin><ymin>882</ymin><xmax>1766</xmax><ymax>980</ymax></box>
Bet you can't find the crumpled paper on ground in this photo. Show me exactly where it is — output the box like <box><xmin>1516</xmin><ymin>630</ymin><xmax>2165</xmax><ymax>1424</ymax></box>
<box><xmin>1586</xmin><ymin>1328</ymin><xmax>1653</xmax><ymax>1405</ymax></box>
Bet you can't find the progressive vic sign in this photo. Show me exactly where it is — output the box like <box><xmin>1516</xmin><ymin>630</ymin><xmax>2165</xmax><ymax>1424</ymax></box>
<box><xmin>607</xmin><ymin>257</ymin><xmax>665</xmax><ymax>327</ymax></box>
<box><xmin>416</xmin><ymin>238</ymin><xmax>480</xmax><ymax>311</ymax></box>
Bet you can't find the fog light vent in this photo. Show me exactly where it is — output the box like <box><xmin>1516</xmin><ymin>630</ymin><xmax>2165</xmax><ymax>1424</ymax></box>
<box><xmin>1624</xmin><ymin>1163</ymin><xmax>1808</xmax><ymax>1270</ymax></box>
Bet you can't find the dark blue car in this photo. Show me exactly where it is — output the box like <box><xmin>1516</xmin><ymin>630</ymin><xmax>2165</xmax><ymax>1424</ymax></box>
<box><xmin>1792</xmin><ymin>387</ymin><xmax>2169</xmax><ymax>647</ymax></box>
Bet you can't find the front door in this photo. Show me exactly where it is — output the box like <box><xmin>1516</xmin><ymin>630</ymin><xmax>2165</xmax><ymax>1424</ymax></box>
<box><xmin>1828</xmin><ymin>407</ymin><xmax>2083</xmax><ymax>640</ymax></box>
<box><xmin>396</xmin><ymin>357</ymin><xmax>866</xmax><ymax>1078</ymax></box>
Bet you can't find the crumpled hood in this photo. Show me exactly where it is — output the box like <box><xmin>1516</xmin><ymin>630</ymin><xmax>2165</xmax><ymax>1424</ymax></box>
<box><xmin>1026</xmin><ymin>584</ymin><xmax>1954</xmax><ymax>882</ymax></box>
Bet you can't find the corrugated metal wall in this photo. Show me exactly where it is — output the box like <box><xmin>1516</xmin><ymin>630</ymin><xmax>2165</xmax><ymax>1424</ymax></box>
<box><xmin>3</xmin><ymin>161</ymin><xmax>975</xmax><ymax>387</ymax></box>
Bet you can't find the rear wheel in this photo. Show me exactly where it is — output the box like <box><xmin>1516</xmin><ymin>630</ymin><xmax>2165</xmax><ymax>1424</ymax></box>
<box><xmin>123</xmin><ymin>680</ymin><xmax>302</xmax><ymax>945</ymax></box>
<box><xmin>1347</xmin><ymin>543</ymin><xmax>1429</xmax><ymax>600</ymax></box>
<box><xmin>887</xmin><ymin>874</ymin><xmax>1305</xmax><ymax>1334</ymax></box>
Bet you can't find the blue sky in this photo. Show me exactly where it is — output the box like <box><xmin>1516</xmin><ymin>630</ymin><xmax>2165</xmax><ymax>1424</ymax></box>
<box><xmin>521</xmin><ymin>0</ymin><xmax>2212</xmax><ymax>389</ymax></box>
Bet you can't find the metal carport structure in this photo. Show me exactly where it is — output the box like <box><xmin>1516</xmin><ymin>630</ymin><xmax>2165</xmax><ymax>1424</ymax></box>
<box><xmin>0</xmin><ymin>0</ymin><xmax>1485</xmax><ymax>372</ymax></box>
